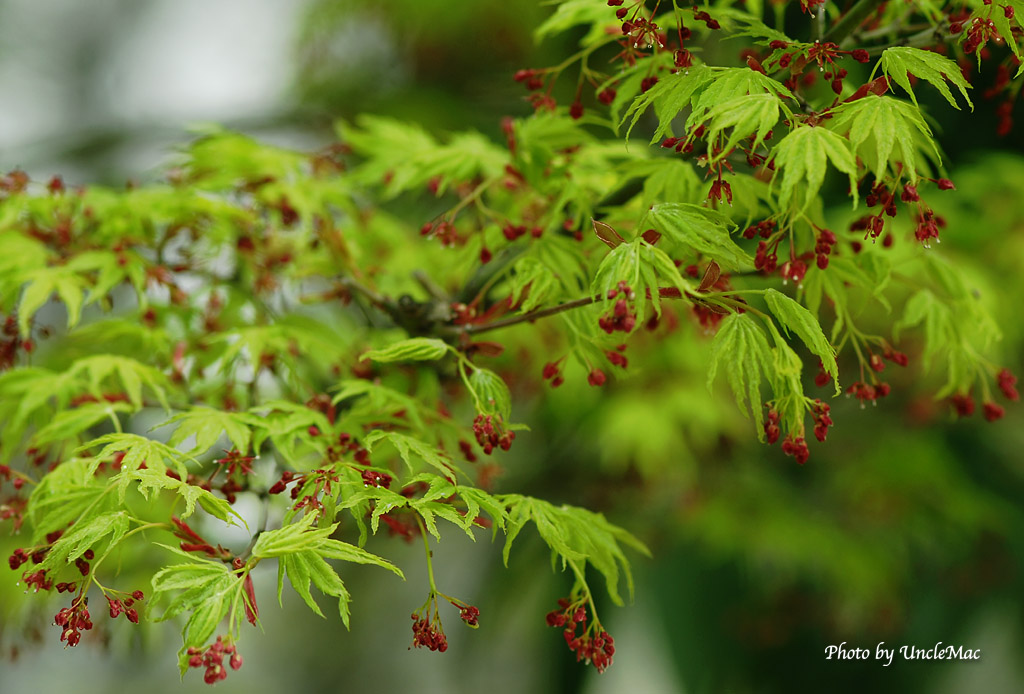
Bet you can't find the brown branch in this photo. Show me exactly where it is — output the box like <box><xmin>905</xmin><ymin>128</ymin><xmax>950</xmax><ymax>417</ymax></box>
<box><xmin>452</xmin><ymin>295</ymin><xmax>599</xmax><ymax>337</ymax></box>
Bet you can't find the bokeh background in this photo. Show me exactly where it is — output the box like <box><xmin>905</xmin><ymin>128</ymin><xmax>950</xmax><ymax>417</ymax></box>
<box><xmin>2</xmin><ymin>1</ymin><xmax>1024</xmax><ymax>692</ymax></box>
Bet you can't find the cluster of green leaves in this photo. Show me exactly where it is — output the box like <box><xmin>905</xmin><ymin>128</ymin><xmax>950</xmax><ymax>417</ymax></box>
<box><xmin>1</xmin><ymin>0</ymin><xmax>1022</xmax><ymax>680</ymax></box>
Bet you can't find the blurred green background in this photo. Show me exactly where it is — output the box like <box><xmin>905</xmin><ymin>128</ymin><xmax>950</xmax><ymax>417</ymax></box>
<box><xmin>2</xmin><ymin>1</ymin><xmax>1023</xmax><ymax>692</ymax></box>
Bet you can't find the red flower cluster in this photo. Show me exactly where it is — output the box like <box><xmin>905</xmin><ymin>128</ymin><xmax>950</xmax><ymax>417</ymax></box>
<box><xmin>963</xmin><ymin>17</ymin><xmax>1000</xmax><ymax>54</ymax></box>
<box><xmin>599</xmin><ymin>283</ymin><xmax>637</xmax><ymax>334</ymax></box>
<box><xmin>542</xmin><ymin>359</ymin><xmax>566</xmax><ymax>388</ymax></box>
<box><xmin>419</xmin><ymin>220</ymin><xmax>461</xmax><ymax>247</ymax></box>
<box><xmin>781</xmin><ymin>435</ymin><xmax>810</xmax><ymax>464</ymax></box>
<box><xmin>754</xmin><ymin>241</ymin><xmax>779</xmax><ymax>273</ymax></box>
<box><xmin>473</xmin><ymin>414</ymin><xmax>515</xmax><ymax>454</ymax></box>
<box><xmin>742</xmin><ymin>219</ymin><xmax>776</xmax><ymax>240</ymax></box>
<box><xmin>691</xmin><ymin>5</ymin><xmax>720</xmax><ymax>30</ymax></box>
<box><xmin>780</xmin><ymin>258</ymin><xmax>808</xmax><ymax>284</ymax></box>
<box><xmin>850</xmin><ymin>213</ymin><xmax>886</xmax><ymax>241</ymax></box>
<box><xmin>8</xmin><ymin>547</ymin><xmax>29</xmax><ymax>571</ymax></box>
<box><xmin>763</xmin><ymin>407</ymin><xmax>781</xmax><ymax>444</ymax></box>
<box><xmin>952</xmin><ymin>369</ymin><xmax>1019</xmax><ymax>421</ymax></box>
<box><xmin>811</xmin><ymin>400</ymin><xmax>834</xmax><ymax>442</ymax></box>
<box><xmin>884</xmin><ymin>348</ymin><xmax>909</xmax><ymax>367</ymax></box>
<box><xmin>814</xmin><ymin>228</ymin><xmax>837</xmax><ymax>269</ymax></box>
<box><xmin>361</xmin><ymin>469</ymin><xmax>392</xmax><ymax>488</ymax></box>
<box><xmin>1</xmin><ymin>314</ymin><xmax>31</xmax><ymax>372</ymax></box>
<box><xmin>546</xmin><ymin>597</ymin><xmax>615</xmax><ymax>673</ymax></box>
<box><xmin>847</xmin><ymin>381</ymin><xmax>890</xmax><ymax>405</ymax></box>
<box><xmin>24</xmin><ymin>569</ymin><xmax>52</xmax><ymax>592</ymax></box>
<box><xmin>187</xmin><ymin>636</ymin><xmax>243</xmax><ymax>685</ymax></box>
<box><xmin>983</xmin><ymin>402</ymin><xmax>1005</xmax><ymax>422</ymax></box>
<box><xmin>606</xmin><ymin>347</ymin><xmax>628</xmax><ymax>369</ymax></box>
<box><xmin>107</xmin><ymin>589</ymin><xmax>144</xmax><ymax>623</ymax></box>
<box><xmin>951</xmin><ymin>393</ymin><xmax>975</xmax><ymax>417</ymax></box>
<box><xmin>411</xmin><ymin>613</ymin><xmax>449</xmax><ymax>652</ymax></box>
<box><xmin>170</xmin><ymin>516</ymin><xmax>230</xmax><ymax>560</ymax></box>
<box><xmin>587</xmin><ymin>368</ymin><xmax>607</xmax><ymax>387</ymax></box>
<box><xmin>455</xmin><ymin>603</ymin><xmax>480</xmax><ymax>627</ymax></box>
<box><xmin>998</xmin><ymin>368</ymin><xmax>1019</xmax><ymax>401</ymax></box>
<box><xmin>914</xmin><ymin>208</ymin><xmax>944</xmax><ymax>246</ymax></box>
<box><xmin>54</xmin><ymin>597</ymin><xmax>92</xmax><ymax>647</ymax></box>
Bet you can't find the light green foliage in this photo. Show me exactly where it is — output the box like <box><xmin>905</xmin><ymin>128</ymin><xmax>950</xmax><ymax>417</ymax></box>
<box><xmin>158</xmin><ymin>408</ymin><xmax>264</xmax><ymax>456</ymax></box>
<box><xmin>769</xmin><ymin>125</ymin><xmax>859</xmax><ymax>213</ymax></box>
<box><xmin>362</xmin><ymin>338</ymin><xmax>451</xmax><ymax>364</ymax></box>
<box><xmin>500</xmin><ymin>494</ymin><xmax>649</xmax><ymax>606</ymax></box>
<box><xmin>17</xmin><ymin>267</ymin><xmax>88</xmax><ymax>337</ymax></box>
<box><xmin>763</xmin><ymin>289</ymin><xmax>839</xmax><ymax>391</ymax></box>
<box><xmin>364</xmin><ymin>431</ymin><xmax>463</xmax><ymax>479</ymax></box>
<box><xmin>467</xmin><ymin>367</ymin><xmax>513</xmax><ymax>421</ymax></box>
<box><xmin>623</xmin><ymin>65</ymin><xmax>713</xmax><ymax>142</ymax></box>
<box><xmin>643</xmin><ymin>203</ymin><xmax>752</xmax><ymax>270</ymax></box>
<box><xmin>707</xmin><ymin>313</ymin><xmax>774</xmax><ymax>436</ymax></box>
<box><xmin>699</xmin><ymin>93</ymin><xmax>785</xmax><ymax>160</ymax></box>
<box><xmin>151</xmin><ymin>555</ymin><xmax>241</xmax><ymax>666</ymax></box>
<box><xmin>37</xmin><ymin>511</ymin><xmax>130</xmax><ymax>575</ymax></box>
<box><xmin>687</xmin><ymin>68</ymin><xmax>794</xmax><ymax>129</ymax></box>
<box><xmin>880</xmin><ymin>47</ymin><xmax>973</xmax><ymax>110</ymax></box>
<box><xmin>828</xmin><ymin>95</ymin><xmax>942</xmax><ymax>183</ymax></box>
<box><xmin>27</xmin><ymin>457</ymin><xmax>113</xmax><ymax>542</ymax></box>
<box><xmin>339</xmin><ymin>116</ymin><xmax>506</xmax><ymax>197</ymax></box>
<box><xmin>2</xmin><ymin>1</ymin><xmax>1021</xmax><ymax>679</ymax></box>
<box><xmin>534</xmin><ymin>0</ymin><xmax>613</xmax><ymax>45</ymax></box>
<box><xmin>508</xmin><ymin>256</ymin><xmax>563</xmax><ymax>311</ymax></box>
<box><xmin>591</xmin><ymin>237</ymin><xmax>689</xmax><ymax>326</ymax></box>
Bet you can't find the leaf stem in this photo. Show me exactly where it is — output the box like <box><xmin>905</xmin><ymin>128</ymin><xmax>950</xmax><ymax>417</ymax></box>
<box><xmin>457</xmin><ymin>295</ymin><xmax>598</xmax><ymax>336</ymax></box>
<box><xmin>415</xmin><ymin>515</ymin><xmax>438</xmax><ymax>594</ymax></box>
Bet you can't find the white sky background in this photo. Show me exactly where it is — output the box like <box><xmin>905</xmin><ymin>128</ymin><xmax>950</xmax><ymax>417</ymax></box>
<box><xmin>0</xmin><ymin>0</ymin><xmax>301</xmax><ymax>179</ymax></box>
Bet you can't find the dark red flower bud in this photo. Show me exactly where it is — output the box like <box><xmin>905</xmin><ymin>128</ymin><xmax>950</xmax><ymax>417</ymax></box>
<box><xmin>984</xmin><ymin>402</ymin><xmax>1005</xmax><ymax>421</ymax></box>
<box><xmin>997</xmin><ymin>368</ymin><xmax>1019</xmax><ymax>401</ymax></box>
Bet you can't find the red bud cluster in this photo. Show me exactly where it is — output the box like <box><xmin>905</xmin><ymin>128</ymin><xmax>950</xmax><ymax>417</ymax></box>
<box><xmin>542</xmin><ymin>359</ymin><xmax>566</xmax><ymax>388</ymax></box>
<box><xmin>754</xmin><ymin>241</ymin><xmax>778</xmax><ymax>273</ymax></box>
<box><xmin>473</xmin><ymin>414</ymin><xmax>515</xmax><ymax>454</ymax></box>
<box><xmin>54</xmin><ymin>597</ymin><xmax>92</xmax><ymax>647</ymax></box>
<box><xmin>847</xmin><ymin>381</ymin><xmax>891</xmax><ymax>405</ymax></box>
<box><xmin>811</xmin><ymin>400</ymin><xmax>833</xmax><ymax>443</ymax></box>
<box><xmin>764</xmin><ymin>407</ymin><xmax>781</xmax><ymax>444</ymax></box>
<box><xmin>411</xmin><ymin>613</ymin><xmax>448</xmax><ymax>652</ymax></box>
<box><xmin>599</xmin><ymin>283</ymin><xmax>638</xmax><ymax>334</ymax></box>
<box><xmin>187</xmin><ymin>636</ymin><xmax>243</xmax><ymax>685</ymax></box>
<box><xmin>781</xmin><ymin>435</ymin><xmax>810</xmax><ymax>464</ymax></box>
<box><xmin>742</xmin><ymin>219</ymin><xmax>776</xmax><ymax>240</ymax></box>
<box><xmin>997</xmin><ymin>368</ymin><xmax>1019</xmax><ymax>401</ymax></box>
<box><xmin>546</xmin><ymin>597</ymin><xmax>615</xmax><ymax>673</ymax></box>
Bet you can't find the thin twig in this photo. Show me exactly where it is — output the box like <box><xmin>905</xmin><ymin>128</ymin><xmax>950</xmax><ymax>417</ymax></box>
<box><xmin>453</xmin><ymin>295</ymin><xmax>599</xmax><ymax>337</ymax></box>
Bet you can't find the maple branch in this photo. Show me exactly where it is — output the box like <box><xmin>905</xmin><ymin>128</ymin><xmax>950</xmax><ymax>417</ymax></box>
<box><xmin>453</xmin><ymin>295</ymin><xmax>598</xmax><ymax>337</ymax></box>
